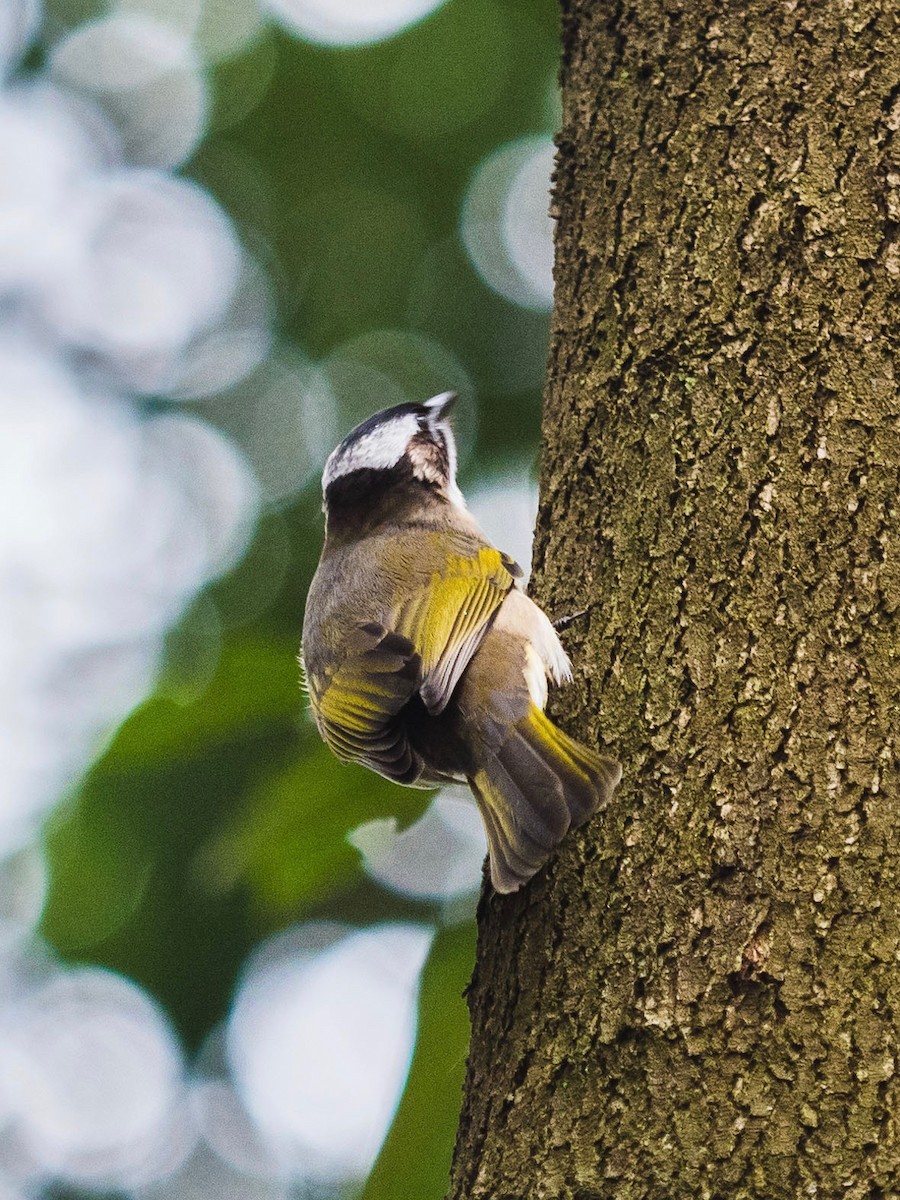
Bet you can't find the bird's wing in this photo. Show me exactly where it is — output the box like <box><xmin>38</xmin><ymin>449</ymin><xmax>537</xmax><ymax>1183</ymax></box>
<box><xmin>398</xmin><ymin>545</ymin><xmax>521</xmax><ymax>716</ymax></box>
<box><xmin>307</xmin><ymin>545</ymin><xmax>519</xmax><ymax>783</ymax></box>
<box><xmin>307</xmin><ymin>623</ymin><xmax>424</xmax><ymax>784</ymax></box>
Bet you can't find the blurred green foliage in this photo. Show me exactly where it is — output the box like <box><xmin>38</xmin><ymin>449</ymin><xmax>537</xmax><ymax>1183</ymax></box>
<box><xmin>40</xmin><ymin>0</ymin><xmax>558</xmax><ymax>1193</ymax></box>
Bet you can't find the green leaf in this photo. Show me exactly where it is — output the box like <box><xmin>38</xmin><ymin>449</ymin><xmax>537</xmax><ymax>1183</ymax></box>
<box><xmin>105</xmin><ymin>633</ymin><xmax>302</xmax><ymax>770</ymax></box>
<box><xmin>204</xmin><ymin>729</ymin><xmax>433</xmax><ymax>913</ymax></box>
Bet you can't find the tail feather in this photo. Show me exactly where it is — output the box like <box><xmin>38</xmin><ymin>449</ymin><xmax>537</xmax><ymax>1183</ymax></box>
<box><xmin>493</xmin><ymin>738</ymin><xmax>570</xmax><ymax>847</ymax></box>
<box><xmin>469</xmin><ymin>706</ymin><xmax>621</xmax><ymax>894</ymax></box>
<box><xmin>474</xmin><ymin>784</ymin><xmax>546</xmax><ymax>890</ymax></box>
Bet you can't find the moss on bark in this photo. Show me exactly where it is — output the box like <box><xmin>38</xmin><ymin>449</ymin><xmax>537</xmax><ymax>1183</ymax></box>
<box><xmin>448</xmin><ymin>1</ymin><xmax>900</xmax><ymax>1196</ymax></box>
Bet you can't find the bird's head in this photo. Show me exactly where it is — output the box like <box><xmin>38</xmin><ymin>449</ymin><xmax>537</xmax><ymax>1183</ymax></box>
<box><xmin>321</xmin><ymin>392</ymin><xmax>465</xmax><ymax>527</ymax></box>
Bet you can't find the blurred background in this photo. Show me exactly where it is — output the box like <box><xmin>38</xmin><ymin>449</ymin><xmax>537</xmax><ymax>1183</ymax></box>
<box><xmin>0</xmin><ymin>0</ymin><xmax>559</xmax><ymax>1195</ymax></box>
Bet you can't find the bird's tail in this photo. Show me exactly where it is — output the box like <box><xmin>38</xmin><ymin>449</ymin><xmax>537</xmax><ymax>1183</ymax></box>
<box><xmin>468</xmin><ymin>705</ymin><xmax>621</xmax><ymax>894</ymax></box>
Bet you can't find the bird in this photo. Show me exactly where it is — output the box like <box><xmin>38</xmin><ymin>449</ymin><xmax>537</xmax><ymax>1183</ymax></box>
<box><xmin>301</xmin><ymin>391</ymin><xmax>621</xmax><ymax>893</ymax></box>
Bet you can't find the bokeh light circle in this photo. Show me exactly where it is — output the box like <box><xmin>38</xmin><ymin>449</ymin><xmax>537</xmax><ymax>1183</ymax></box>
<box><xmin>0</xmin><ymin>969</ymin><xmax>187</xmax><ymax>1187</ymax></box>
<box><xmin>261</xmin><ymin>0</ymin><xmax>448</xmax><ymax>47</ymax></box>
<box><xmin>196</xmin><ymin>0</ymin><xmax>266</xmax><ymax>62</ymax></box>
<box><xmin>42</xmin><ymin>171</ymin><xmax>242</xmax><ymax>366</ymax></box>
<box><xmin>0</xmin><ymin>338</ymin><xmax>259</xmax><ymax>855</ymax></box>
<box><xmin>204</xmin><ymin>351</ymin><xmax>336</xmax><ymax>503</ymax></box>
<box><xmin>49</xmin><ymin>14</ymin><xmax>208</xmax><ymax>169</ymax></box>
<box><xmin>349</xmin><ymin>790</ymin><xmax>485</xmax><ymax>901</ymax></box>
<box><xmin>503</xmin><ymin>138</ymin><xmax>556</xmax><ymax>306</ymax></box>
<box><xmin>0</xmin><ymin>82</ymin><xmax>120</xmax><ymax>295</ymax></box>
<box><xmin>227</xmin><ymin>922</ymin><xmax>434</xmax><ymax>1183</ymax></box>
<box><xmin>164</xmin><ymin>253</ymin><xmax>274</xmax><ymax>401</ymax></box>
<box><xmin>461</xmin><ymin>134</ymin><xmax>556</xmax><ymax>311</ymax></box>
<box><xmin>191</xmin><ymin>1078</ymin><xmax>283</xmax><ymax>1180</ymax></box>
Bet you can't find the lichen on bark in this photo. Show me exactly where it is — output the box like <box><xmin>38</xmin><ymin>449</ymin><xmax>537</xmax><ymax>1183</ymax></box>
<box><xmin>448</xmin><ymin>1</ymin><xmax>900</xmax><ymax>1196</ymax></box>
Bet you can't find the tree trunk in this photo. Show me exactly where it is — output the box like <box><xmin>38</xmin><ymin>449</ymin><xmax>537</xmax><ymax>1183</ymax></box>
<box><xmin>448</xmin><ymin>1</ymin><xmax>900</xmax><ymax>1196</ymax></box>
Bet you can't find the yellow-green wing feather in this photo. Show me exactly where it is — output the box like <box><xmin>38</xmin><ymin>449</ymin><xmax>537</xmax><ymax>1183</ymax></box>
<box><xmin>399</xmin><ymin>545</ymin><xmax>518</xmax><ymax>716</ymax></box>
<box><xmin>306</xmin><ymin>544</ymin><xmax>518</xmax><ymax>783</ymax></box>
<box><xmin>307</xmin><ymin>626</ymin><xmax>423</xmax><ymax>783</ymax></box>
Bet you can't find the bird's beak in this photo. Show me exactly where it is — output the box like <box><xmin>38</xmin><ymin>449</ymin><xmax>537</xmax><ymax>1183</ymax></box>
<box><xmin>423</xmin><ymin>391</ymin><xmax>458</xmax><ymax>420</ymax></box>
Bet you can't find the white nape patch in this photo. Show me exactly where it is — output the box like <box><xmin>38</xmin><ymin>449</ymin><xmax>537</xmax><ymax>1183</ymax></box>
<box><xmin>422</xmin><ymin>395</ymin><xmax>467</xmax><ymax>510</ymax></box>
<box><xmin>322</xmin><ymin>412</ymin><xmax>420</xmax><ymax>491</ymax></box>
<box><xmin>440</xmin><ymin>426</ymin><xmax>467</xmax><ymax>510</ymax></box>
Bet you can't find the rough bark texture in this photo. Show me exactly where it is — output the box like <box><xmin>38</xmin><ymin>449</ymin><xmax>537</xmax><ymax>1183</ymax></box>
<box><xmin>449</xmin><ymin>1</ymin><xmax>900</xmax><ymax>1197</ymax></box>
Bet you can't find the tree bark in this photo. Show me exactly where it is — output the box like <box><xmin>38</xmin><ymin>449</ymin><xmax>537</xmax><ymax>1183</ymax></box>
<box><xmin>448</xmin><ymin>1</ymin><xmax>900</xmax><ymax>1196</ymax></box>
